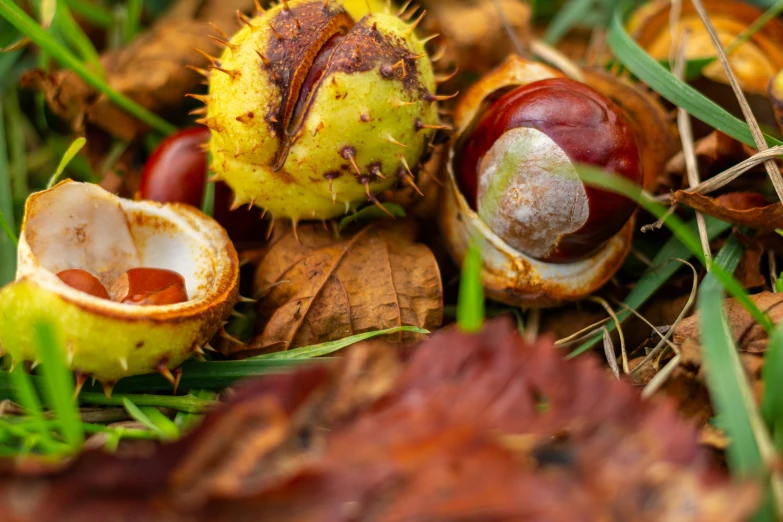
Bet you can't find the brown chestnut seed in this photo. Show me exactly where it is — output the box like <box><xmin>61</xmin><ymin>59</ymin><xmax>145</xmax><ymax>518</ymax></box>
<box><xmin>455</xmin><ymin>77</ymin><xmax>643</xmax><ymax>262</ymax></box>
<box><xmin>57</xmin><ymin>269</ymin><xmax>110</xmax><ymax>300</ymax></box>
<box><xmin>109</xmin><ymin>268</ymin><xmax>188</xmax><ymax>306</ymax></box>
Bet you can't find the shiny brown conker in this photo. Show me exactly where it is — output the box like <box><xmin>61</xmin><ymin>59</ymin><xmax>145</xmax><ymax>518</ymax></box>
<box><xmin>454</xmin><ymin>77</ymin><xmax>643</xmax><ymax>262</ymax></box>
<box><xmin>57</xmin><ymin>269</ymin><xmax>110</xmax><ymax>299</ymax></box>
<box><xmin>140</xmin><ymin>127</ymin><xmax>265</xmax><ymax>243</ymax></box>
<box><xmin>109</xmin><ymin>268</ymin><xmax>188</xmax><ymax>306</ymax></box>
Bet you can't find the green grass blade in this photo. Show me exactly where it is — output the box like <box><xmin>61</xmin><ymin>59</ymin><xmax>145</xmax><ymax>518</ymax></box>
<box><xmin>543</xmin><ymin>0</ymin><xmax>593</xmax><ymax>45</ymax></box>
<box><xmin>577</xmin><ymin>166</ymin><xmax>772</xmax><ymax>330</ymax></box>
<box><xmin>725</xmin><ymin>0</ymin><xmax>783</xmax><ymax>55</ymax></box>
<box><xmin>122</xmin><ymin>398</ymin><xmax>166</xmax><ymax>437</ymax></box>
<box><xmin>174</xmin><ymin>389</ymin><xmax>215</xmax><ymax>430</ymax></box>
<box><xmin>0</xmin><ymin>94</ymin><xmax>16</xmax><ymax>285</ymax></box>
<box><xmin>0</xmin><ymin>0</ymin><xmax>176</xmax><ymax>135</ymax></box>
<box><xmin>571</xmin><ymin>218</ymin><xmax>734</xmax><ymax>357</ymax></box>
<box><xmin>5</xmin><ymin>87</ymin><xmax>28</xmax><ymax>201</ymax></box>
<box><xmin>338</xmin><ymin>203</ymin><xmax>406</xmax><ymax>231</ymax></box>
<box><xmin>79</xmin><ymin>391</ymin><xmax>216</xmax><ymax>413</ymax></box>
<box><xmin>200</xmin><ymin>152</ymin><xmax>214</xmax><ymax>216</ymax></box>
<box><xmin>54</xmin><ymin>1</ymin><xmax>105</xmax><ymax>77</ymax></box>
<box><xmin>457</xmin><ymin>236</ymin><xmax>485</xmax><ymax>333</ymax></box>
<box><xmin>34</xmin><ymin>320</ymin><xmax>83</xmax><ymax>449</ymax></box>
<box><xmin>122</xmin><ymin>399</ymin><xmax>180</xmax><ymax>440</ymax></box>
<box><xmin>63</xmin><ymin>0</ymin><xmax>114</xmax><ymax>27</ymax></box>
<box><xmin>123</xmin><ymin>0</ymin><xmax>143</xmax><ymax>43</ymax></box>
<box><xmin>8</xmin><ymin>366</ymin><xmax>58</xmax><ymax>454</ymax></box>
<box><xmin>47</xmin><ymin>137</ymin><xmax>86</xmax><ymax>188</ymax></box>
<box><xmin>607</xmin><ymin>3</ymin><xmax>783</xmax><ymax>151</ymax></box>
<box><xmin>699</xmin><ymin>280</ymin><xmax>762</xmax><ymax>474</ymax></box>
<box><xmin>251</xmin><ymin>325</ymin><xmax>429</xmax><ymax>361</ymax></box>
<box><xmin>0</xmin><ymin>359</ymin><xmax>320</xmax><ymax>397</ymax></box>
<box><xmin>762</xmin><ymin>323</ymin><xmax>783</xmax><ymax>450</ymax></box>
<box><xmin>139</xmin><ymin>406</ymin><xmax>179</xmax><ymax>440</ymax></box>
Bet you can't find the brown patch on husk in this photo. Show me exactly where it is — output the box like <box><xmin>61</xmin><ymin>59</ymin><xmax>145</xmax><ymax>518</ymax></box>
<box><xmin>671</xmin><ymin>191</ymin><xmax>783</xmax><ymax>231</ymax></box>
<box><xmin>0</xmin><ymin>319</ymin><xmax>758</xmax><ymax>521</ymax></box>
<box><xmin>264</xmin><ymin>2</ymin><xmax>353</xmax><ymax>141</ymax></box>
<box><xmin>242</xmin><ymin>220</ymin><xmax>443</xmax><ymax>355</ymax></box>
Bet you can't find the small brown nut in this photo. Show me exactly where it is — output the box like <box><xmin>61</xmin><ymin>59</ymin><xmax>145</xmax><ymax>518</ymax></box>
<box><xmin>57</xmin><ymin>269</ymin><xmax>110</xmax><ymax>299</ymax></box>
<box><xmin>110</xmin><ymin>268</ymin><xmax>188</xmax><ymax>306</ymax></box>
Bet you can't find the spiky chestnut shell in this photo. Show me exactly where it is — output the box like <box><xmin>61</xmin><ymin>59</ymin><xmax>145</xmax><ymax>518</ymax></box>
<box><xmin>204</xmin><ymin>0</ymin><xmax>440</xmax><ymax>222</ymax></box>
<box><xmin>0</xmin><ymin>181</ymin><xmax>239</xmax><ymax>388</ymax></box>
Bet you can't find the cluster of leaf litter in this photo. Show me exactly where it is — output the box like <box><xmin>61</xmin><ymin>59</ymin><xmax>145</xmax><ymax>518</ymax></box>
<box><xmin>0</xmin><ymin>319</ymin><xmax>757</xmax><ymax>521</ymax></box>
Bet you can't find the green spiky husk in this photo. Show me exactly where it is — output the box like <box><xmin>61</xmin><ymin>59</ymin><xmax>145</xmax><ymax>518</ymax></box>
<box><xmin>206</xmin><ymin>0</ymin><xmax>439</xmax><ymax>221</ymax></box>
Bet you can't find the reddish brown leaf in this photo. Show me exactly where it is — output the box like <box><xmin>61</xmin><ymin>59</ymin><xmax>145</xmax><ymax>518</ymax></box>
<box><xmin>241</xmin><ymin>221</ymin><xmax>443</xmax><ymax>356</ymax></box>
<box><xmin>0</xmin><ymin>319</ymin><xmax>757</xmax><ymax>521</ymax></box>
<box><xmin>671</xmin><ymin>190</ymin><xmax>783</xmax><ymax>230</ymax></box>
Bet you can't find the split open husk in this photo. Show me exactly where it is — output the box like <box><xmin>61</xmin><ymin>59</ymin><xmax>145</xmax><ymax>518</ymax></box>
<box><xmin>0</xmin><ymin>180</ymin><xmax>239</xmax><ymax>386</ymax></box>
<box><xmin>440</xmin><ymin>55</ymin><xmax>634</xmax><ymax>307</ymax></box>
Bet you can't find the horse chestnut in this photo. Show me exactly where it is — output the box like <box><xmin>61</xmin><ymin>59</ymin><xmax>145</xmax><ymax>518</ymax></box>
<box><xmin>140</xmin><ymin>127</ymin><xmax>208</xmax><ymax>207</ymax></box>
<box><xmin>455</xmin><ymin>77</ymin><xmax>643</xmax><ymax>262</ymax></box>
<box><xmin>201</xmin><ymin>0</ymin><xmax>441</xmax><ymax>222</ymax></box>
<box><xmin>109</xmin><ymin>268</ymin><xmax>188</xmax><ymax>306</ymax></box>
<box><xmin>57</xmin><ymin>269</ymin><xmax>110</xmax><ymax>300</ymax></box>
<box><xmin>440</xmin><ymin>55</ymin><xmax>642</xmax><ymax>307</ymax></box>
<box><xmin>140</xmin><ymin>127</ymin><xmax>265</xmax><ymax>243</ymax></box>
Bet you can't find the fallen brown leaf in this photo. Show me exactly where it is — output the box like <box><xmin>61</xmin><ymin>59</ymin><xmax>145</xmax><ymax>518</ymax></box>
<box><xmin>641</xmin><ymin>293</ymin><xmax>781</xmax><ymax>431</ymax></box>
<box><xmin>674</xmin><ymin>291</ymin><xmax>783</xmax><ymax>354</ymax></box>
<box><xmin>671</xmin><ymin>190</ymin><xmax>783</xmax><ymax>230</ymax></box>
<box><xmin>22</xmin><ymin>0</ymin><xmax>255</xmax><ymax>141</ymax></box>
<box><xmin>418</xmin><ymin>0</ymin><xmax>531</xmax><ymax>90</ymax></box>
<box><xmin>665</xmin><ymin>131</ymin><xmax>751</xmax><ymax>189</ymax></box>
<box><xmin>629</xmin><ymin>0</ymin><xmax>783</xmax><ymax>95</ymax></box>
<box><xmin>733</xmin><ymin>234</ymin><xmax>766</xmax><ymax>289</ymax></box>
<box><xmin>0</xmin><ymin>319</ymin><xmax>758</xmax><ymax>521</ymax></box>
<box><xmin>240</xmin><ymin>220</ymin><xmax>443</xmax><ymax>356</ymax></box>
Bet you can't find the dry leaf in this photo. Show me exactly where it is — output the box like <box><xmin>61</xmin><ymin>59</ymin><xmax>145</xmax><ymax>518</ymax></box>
<box><xmin>733</xmin><ymin>235</ymin><xmax>766</xmax><ymax>289</ymax></box>
<box><xmin>418</xmin><ymin>0</ymin><xmax>531</xmax><ymax>90</ymax></box>
<box><xmin>671</xmin><ymin>190</ymin><xmax>783</xmax><ymax>230</ymax></box>
<box><xmin>240</xmin><ymin>221</ymin><xmax>443</xmax><ymax>356</ymax></box>
<box><xmin>0</xmin><ymin>319</ymin><xmax>758</xmax><ymax>521</ymax></box>
<box><xmin>674</xmin><ymin>291</ymin><xmax>783</xmax><ymax>354</ymax></box>
<box><xmin>665</xmin><ymin>131</ymin><xmax>752</xmax><ymax>187</ymax></box>
<box><xmin>629</xmin><ymin>0</ymin><xmax>783</xmax><ymax>95</ymax></box>
<box><xmin>22</xmin><ymin>0</ymin><xmax>255</xmax><ymax>141</ymax></box>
